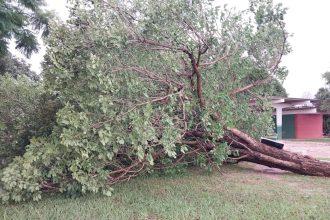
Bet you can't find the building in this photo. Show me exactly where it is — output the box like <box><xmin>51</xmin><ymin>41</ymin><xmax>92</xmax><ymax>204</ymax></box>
<box><xmin>272</xmin><ymin>97</ymin><xmax>323</xmax><ymax>139</ymax></box>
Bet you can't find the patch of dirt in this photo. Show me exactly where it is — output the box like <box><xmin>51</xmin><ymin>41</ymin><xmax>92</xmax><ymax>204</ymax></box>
<box><xmin>283</xmin><ymin>140</ymin><xmax>330</xmax><ymax>158</ymax></box>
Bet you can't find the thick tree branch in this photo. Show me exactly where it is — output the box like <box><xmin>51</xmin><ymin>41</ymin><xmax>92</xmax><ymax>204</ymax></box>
<box><xmin>225</xmin><ymin>128</ymin><xmax>330</xmax><ymax>177</ymax></box>
<box><xmin>188</xmin><ymin>52</ymin><xmax>205</xmax><ymax>108</ymax></box>
<box><xmin>229</xmin><ymin>75</ymin><xmax>272</xmax><ymax>96</ymax></box>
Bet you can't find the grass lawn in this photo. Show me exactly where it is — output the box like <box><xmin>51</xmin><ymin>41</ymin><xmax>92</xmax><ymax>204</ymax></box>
<box><xmin>1</xmin><ymin>164</ymin><xmax>330</xmax><ymax>220</ymax></box>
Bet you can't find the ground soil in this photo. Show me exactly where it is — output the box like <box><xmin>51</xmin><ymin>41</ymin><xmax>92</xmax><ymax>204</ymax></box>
<box><xmin>282</xmin><ymin>140</ymin><xmax>330</xmax><ymax>158</ymax></box>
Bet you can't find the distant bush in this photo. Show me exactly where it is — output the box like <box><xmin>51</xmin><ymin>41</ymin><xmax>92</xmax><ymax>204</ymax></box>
<box><xmin>0</xmin><ymin>75</ymin><xmax>60</xmax><ymax>167</ymax></box>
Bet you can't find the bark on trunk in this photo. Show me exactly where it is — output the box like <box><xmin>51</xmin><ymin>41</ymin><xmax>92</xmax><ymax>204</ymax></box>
<box><xmin>224</xmin><ymin>128</ymin><xmax>330</xmax><ymax>177</ymax></box>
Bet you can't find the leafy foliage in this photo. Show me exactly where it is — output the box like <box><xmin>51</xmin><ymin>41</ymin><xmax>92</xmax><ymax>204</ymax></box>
<box><xmin>0</xmin><ymin>0</ymin><xmax>51</xmax><ymax>58</ymax></box>
<box><xmin>315</xmin><ymin>72</ymin><xmax>330</xmax><ymax>135</ymax></box>
<box><xmin>271</xmin><ymin>78</ymin><xmax>288</xmax><ymax>97</ymax></box>
<box><xmin>316</xmin><ymin>71</ymin><xmax>330</xmax><ymax>111</ymax></box>
<box><xmin>0</xmin><ymin>53</ymin><xmax>39</xmax><ymax>80</ymax></box>
<box><xmin>1</xmin><ymin>0</ymin><xmax>289</xmax><ymax>202</ymax></box>
<box><xmin>0</xmin><ymin>75</ymin><xmax>60</xmax><ymax>167</ymax></box>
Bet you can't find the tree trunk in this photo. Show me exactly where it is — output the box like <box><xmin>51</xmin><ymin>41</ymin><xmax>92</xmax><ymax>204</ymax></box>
<box><xmin>224</xmin><ymin>128</ymin><xmax>330</xmax><ymax>177</ymax></box>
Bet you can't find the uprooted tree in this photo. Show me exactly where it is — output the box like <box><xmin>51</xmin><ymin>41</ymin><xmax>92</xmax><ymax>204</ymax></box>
<box><xmin>1</xmin><ymin>0</ymin><xmax>329</xmax><ymax>202</ymax></box>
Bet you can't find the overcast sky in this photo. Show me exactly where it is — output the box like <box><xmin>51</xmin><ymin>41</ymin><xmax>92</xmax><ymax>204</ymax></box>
<box><xmin>13</xmin><ymin>0</ymin><xmax>330</xmax><ymax>98</ymax></box>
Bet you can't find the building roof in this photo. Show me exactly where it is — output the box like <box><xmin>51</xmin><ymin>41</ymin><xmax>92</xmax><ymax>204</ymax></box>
<box><xmin>271</xmin><ymin>96</ymin><xmax>318</xmax><ymax>104</ymax></box>
<box><xmin>272</xmin><ymin>96</ymin><xmax>321</xmax><ymax>115</ymax></box>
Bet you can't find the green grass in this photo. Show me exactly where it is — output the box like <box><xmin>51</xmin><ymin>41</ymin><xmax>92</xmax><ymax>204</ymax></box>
<box><xmin>1</xmin><ymin>164</ymin><xmax>330</xmax><ymax>220</ymax></box>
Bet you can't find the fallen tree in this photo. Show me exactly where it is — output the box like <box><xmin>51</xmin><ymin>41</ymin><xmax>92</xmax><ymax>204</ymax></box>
<box><xmin>225</xmin><ymin>128</ymin><xmax>330</xmax><ymax>176</ymax></box>
<box><xmin>1</xmin><ymin>0</ymin><xmax>328</xmax><ymax>203</ymax></box>
<box><xmin>180</xmin><ymin>128</ymin><xmax>330</xmax><ymax>177</ymax></box>
<box><xmin>86</xmin><ymin>127</ymin><xmax>330</xmax><ymax>188</ymax></box>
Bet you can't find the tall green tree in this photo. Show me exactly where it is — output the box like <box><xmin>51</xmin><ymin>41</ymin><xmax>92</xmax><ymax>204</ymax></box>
<box><xmin>315</xmin><ymin>71</ymin><xmax>330</xmax><ymax>111</ymax></box>
<box><xmin>0</xmin><ymin>75</ymin><xmax>59</xmax><ymax>167</ymax></box>
<box><xmin>0</xmin><ymin>0</ymin><xmax>50</xmax><ymax>58</ymax></box>
<box><xmin>315</xmin><ymin>71</ymin><xmax>330</xmax><ymax>135</ymax></box>
<box><xmin>271</xmin><ymin>78</ymin><xmax>288</xmax><ymax>97</ymax></box>
<box><xmin>0</xmin><ymin>53</ymin><xmax>39</xmax><ymax>80</ymax></box>
<box><xmin>1</xmin><ymin>0</ymin><xmax>290</xmax><ymax>202</ymax></box>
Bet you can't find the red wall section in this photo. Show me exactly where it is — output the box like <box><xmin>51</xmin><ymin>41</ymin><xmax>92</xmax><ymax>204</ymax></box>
<box><xmin>295</xmin><ymin>114</ymin><xmax>323</xmax><ymax>139</ymax></box>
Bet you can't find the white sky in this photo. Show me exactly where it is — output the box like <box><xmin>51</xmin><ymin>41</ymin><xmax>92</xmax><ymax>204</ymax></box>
<box><xmin>12</xmin><ymin>0</ymin><xmax>330</xmax><ymax>98</ymax></box>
